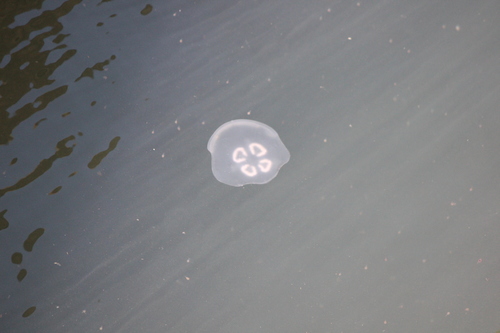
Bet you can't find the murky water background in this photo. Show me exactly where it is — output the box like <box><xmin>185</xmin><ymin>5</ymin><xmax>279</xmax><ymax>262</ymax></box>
<box><xmin>1</xmin><ymin>0</ymin><xmax>499</xmax><ymax>332</ymax></box>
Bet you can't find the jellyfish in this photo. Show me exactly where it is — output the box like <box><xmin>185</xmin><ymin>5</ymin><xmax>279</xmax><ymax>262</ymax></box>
<box><xmin>207</xmin><ymin>119</ymin><xmax>290</xmax><ymax>187</ymax></box>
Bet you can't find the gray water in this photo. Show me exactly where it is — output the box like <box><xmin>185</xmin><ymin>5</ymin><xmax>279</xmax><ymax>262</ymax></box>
<box><xmin>1</xmin><ymin>0</ymin><xmax>499</xmax><ymax>332</ymax></box>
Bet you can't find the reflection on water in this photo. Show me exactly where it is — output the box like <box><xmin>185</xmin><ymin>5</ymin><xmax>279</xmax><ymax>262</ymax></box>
<box><xmin>0</xmin><ymin>0</ymin><xmax>130</xmax><ymax>194</ymax></box>
<box><xmin>0</xmin><ymin>0</ymin><xmax>80</xmax><ymax>145</ymax></box>
<box><xmin>0</xmin><ymin>0</ymin><xmax>124</xmax><ymax>195</ymax></box>
<box><xmin>0</xmin><ymin>135</ymin><xmax>76</xmax><ymax>198</ymax></box>
<box><xmin>74</xmin><ymin>54</ymin><xmax>116</xmax><ymax>82</ymax></box>
<box><xmin>10</xmin><ymin>227</ymin><xmax>45</xmax><ymax>282</ymax></box>
<box><xmin>0</xmin><ymin>0</ymin><xmax>122</xmax><ymax>197</ymax></box>
<box><xmin>1</xmin><ymin>208</ymin><xmax>45</xmax><ymax>316</ymax></box>
<box><xmin>0</xmin><ymin>0</ymin><xmax>146</xmax><ymax>323</ymax></box>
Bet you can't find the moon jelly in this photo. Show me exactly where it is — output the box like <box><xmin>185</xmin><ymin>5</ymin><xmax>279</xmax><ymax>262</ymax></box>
<box><xmin>207</xmin><ymin>119</ymin><xmax>290</xmax><ymax>187</ymax></box>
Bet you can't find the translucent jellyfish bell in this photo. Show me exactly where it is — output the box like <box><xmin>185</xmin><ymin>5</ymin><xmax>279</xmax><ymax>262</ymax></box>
<box><xmin>207</xmin><ymin>119</ymin><xmax>290</xmax><ymax>187</ymax></box>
